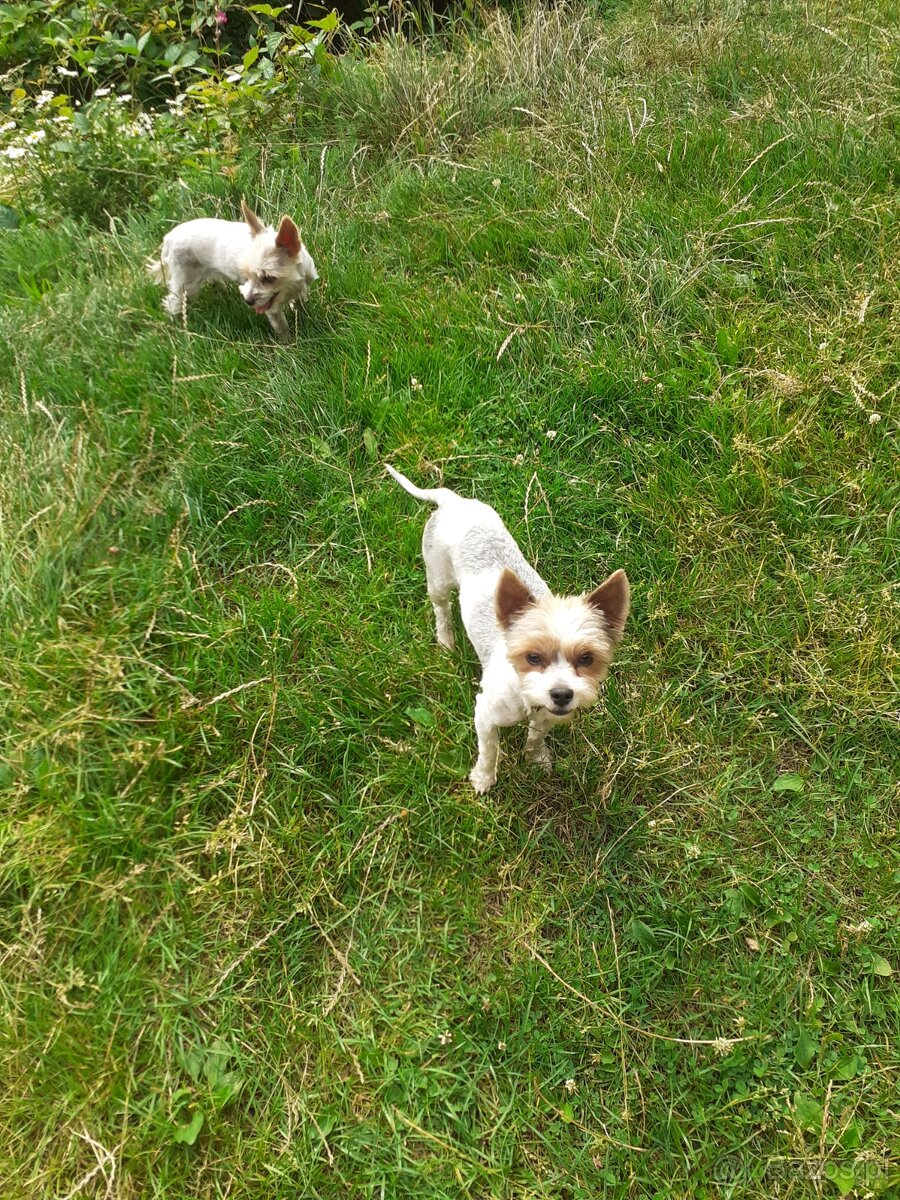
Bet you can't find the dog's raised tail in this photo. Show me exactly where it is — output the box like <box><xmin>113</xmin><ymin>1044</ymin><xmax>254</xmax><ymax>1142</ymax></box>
<box><xmin>146</xmin><ymin>257</ymin><xmax>166</xmax><ymax>285</ymax></box>
<box><xmin>384</xmin><ymin>463</ymin><xmax>456</xmax><ymax>505</ymax></box>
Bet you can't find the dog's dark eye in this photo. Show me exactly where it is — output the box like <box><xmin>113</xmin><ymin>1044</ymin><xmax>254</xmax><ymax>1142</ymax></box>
<box><xmin>576</xmin><ymin>653</ymin><xmax>594</xmax><ymax>667</ymax></box>
<box><xmin>260</xmin><ymin>273</ymin><xmax>275</xmax><ymax>285</ymax></box>
<box><xmin>525</xmin><ymin>652</ymin><xmax>543</xmax><ymax>667</ymax></box>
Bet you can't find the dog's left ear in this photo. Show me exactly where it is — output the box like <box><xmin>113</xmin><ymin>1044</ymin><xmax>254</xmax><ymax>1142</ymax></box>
<box><xmin>587</xmin><ymin>569</ymin><xmax>630</xmax><ymax>643</ymax></box>
<box><xmin>241</xmin><ymin>199</ymin><xmax>266</xmax><ymax>235</ymax></box>
<box><xmin>496</xmin><ymin>569</ymin><xmax>536</xmax><ymax>629</ymax></box>
<box><xmin>275</xmin><ymin>216</ymin><xmax>301</xmax><ymax>259</ymax></box>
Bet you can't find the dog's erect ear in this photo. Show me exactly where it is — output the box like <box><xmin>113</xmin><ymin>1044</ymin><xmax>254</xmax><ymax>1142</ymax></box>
<box><xmin>241</xmin><ymin>200</ymin><xmax>266</xmax><ymax>236</ymax></box>
<box><xmin>495</xmin><ymin>569</ymin><xmax>536</xmax><ymax>629</ymax></box>
<box><xmin>275</xmin><ymin>215</ymin><xmax>301</xmax><ymax>259</ymax></box>
<box><xmin>587</xmin><ymin>569</ymin><xmax>630</xmax><ymax>643</ymax></box>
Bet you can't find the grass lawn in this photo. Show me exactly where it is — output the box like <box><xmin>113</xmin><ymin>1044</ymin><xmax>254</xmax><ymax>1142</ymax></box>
<box><xmin>0</xmin><ymin>0</ymin><xmax>897</xmax><ymax>1195</ymax></box>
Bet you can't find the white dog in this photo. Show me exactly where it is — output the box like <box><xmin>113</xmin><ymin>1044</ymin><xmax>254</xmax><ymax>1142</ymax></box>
<box><xmin>148</xmin><ymin>200</ymin><xmax>318</xmax><ymax>338</ymax></box>
<box><xmin>386</xmin><ymin>465</ymin><xmax>630</xmax><ymax>793</ymax></box>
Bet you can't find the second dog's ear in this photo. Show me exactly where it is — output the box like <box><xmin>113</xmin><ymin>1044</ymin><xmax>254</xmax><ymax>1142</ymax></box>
<box><xmin>275</xmin><ymin>216</ymin><xmax>301</xmax><ymax>258</ymax></box>
<box><xmin>496</xmin><ymin>569</ymin><xmax>535</xmax><ymax>629</ymax></box>
<box><xmin>241</xmin><ymin>200</ymin><xmax>265</xmax><ymax>235</ymax></box>
<box><xmin>587</xmin><ymin>569</ymin><xmax>630</xmax><ymax>642</ymax></box>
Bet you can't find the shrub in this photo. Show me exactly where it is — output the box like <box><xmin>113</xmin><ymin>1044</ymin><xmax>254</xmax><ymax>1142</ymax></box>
<box><xmin>0</xmin><ymin>4</ymin><xmax>340</xmax><ymax>224</ymax></box>
<box><xmin>0</xmin><ymin>85</ymin><xmax>232</xmax><ymax>225</ymax></box>
<box><xmin>0</xmin><ymin>1</ymin><xmax>339</xmax><ymax>103</ymax></box>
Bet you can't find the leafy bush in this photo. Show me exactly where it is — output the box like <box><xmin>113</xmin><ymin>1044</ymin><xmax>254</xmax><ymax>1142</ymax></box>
<box><xmin>0</xmin><ymin>3</ymin><xmax>340</xmax><ymax>223</ymax></box>
<box><xmin>0</xmin><ymin>1</ymin><xmax>340</xmax><ymax>104</ymax></box>
<box><xmin>0</xmin><ymin>86</ymin><xmax>229</xmax><ymax>225</ymax></box>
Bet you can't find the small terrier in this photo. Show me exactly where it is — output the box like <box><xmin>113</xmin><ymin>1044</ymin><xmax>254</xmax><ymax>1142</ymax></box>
<box><xmin>386</xmin><ymin>465</ymin><xmax>630</xmax><ymax>793</ymax></box>
<box><xmin>148</xmin><ymin>200</ymin><xmax>318</xmax><ymax>338</ymax></box>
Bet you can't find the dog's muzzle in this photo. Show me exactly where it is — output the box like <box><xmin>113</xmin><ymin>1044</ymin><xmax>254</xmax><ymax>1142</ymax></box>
<box><xmin>245</xmin><ymin>293</ymin><xmax>277</xmax><ymax>314</ymax></box>
<box><xmin>533</xmin><ymin>702</ymin><xmax>575</xmax><ymax>719</ymax></box>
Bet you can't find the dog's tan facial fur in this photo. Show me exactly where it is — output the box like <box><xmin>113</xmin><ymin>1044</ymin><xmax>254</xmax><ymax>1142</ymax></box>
<box><xmin>496</xmin><ymin>568</ymin><xmax>629</xmax><ymax>715</ymax></box>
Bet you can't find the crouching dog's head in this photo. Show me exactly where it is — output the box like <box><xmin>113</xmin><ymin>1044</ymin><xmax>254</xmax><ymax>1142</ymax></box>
<box><xmin>238</xmin><ymin>200</ymin><xmax>308</xmax><ymax>315</ymax></box>
<box><xmin>496</xmin><ymin>568</ymin><xmax>630</xmax><ymax>719</ymax></box>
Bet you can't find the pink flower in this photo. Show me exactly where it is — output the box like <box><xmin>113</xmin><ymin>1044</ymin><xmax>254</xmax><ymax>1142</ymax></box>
<box><xmin>215</xmin><ymin>8</ymin><xmax>227</xmax><ymax>24</ymax></box>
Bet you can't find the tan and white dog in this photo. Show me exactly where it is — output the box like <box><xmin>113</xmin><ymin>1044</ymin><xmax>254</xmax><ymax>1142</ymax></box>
<box><xmin>386</xmin><ymin>464</ymin><xmax>629</xmax><ymax>793</ymax></box>
<box><xmin>148</xmin><ymin>200</ymin><xmax>317</xmax><ymax>338</ymax></box>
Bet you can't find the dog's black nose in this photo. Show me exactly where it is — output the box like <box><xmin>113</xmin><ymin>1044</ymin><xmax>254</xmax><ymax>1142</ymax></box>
<box><xmin>550</xmin><ymin>687</ymin><xmax>574</xmax><ymax>707</ymax></box>
<box><xmin>244</xmin><ymin>294</ymin><xmax>257</xmax><ymax>306</ymax></box>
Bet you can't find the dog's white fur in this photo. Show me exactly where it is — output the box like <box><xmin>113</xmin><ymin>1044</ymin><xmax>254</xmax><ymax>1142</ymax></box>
<box><xmin>148</xmin><ymin>200</ymin><xmax>317</xmax><ymax>338</ymax></box>
<box><xmin>386</xmin><ymin>464</ymin><xmax>630</xmax><ymax>793</ymax></box>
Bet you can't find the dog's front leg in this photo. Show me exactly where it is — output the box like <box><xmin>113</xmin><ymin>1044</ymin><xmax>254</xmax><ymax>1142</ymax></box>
<box><xmin>266</xmin><ymin>309</ymin><xmax>290</xmax><ymax>340</ymax></box>
<box><xmin>525</xmin><ymin>708</ymin><xmax>555</xmax><ymax>771</ymax></box>
<box><xmin>469</xmin><ymin>692</ymin><xmax>500</xmax><ymax>794</ymax></box>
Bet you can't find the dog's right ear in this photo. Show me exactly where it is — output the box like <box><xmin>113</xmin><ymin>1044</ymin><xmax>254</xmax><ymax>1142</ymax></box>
<box><xmin>275</xmin><ymin>215</ymin><xmax>301</xmax><ymax>259</ymax></box>
<box><xmin>241</xmin><ymin>200</ymin><xmax>265</xmax><ymax>236</ymax></box>
<box><xmin>495</xmin><ymin>569</ymin><xmax>535</xmax><ymax>629</ymax></box>
<box><xmin>587</xmin><ymin>569</ymin><xmax>630</xmax><ymax>643</ymax></box>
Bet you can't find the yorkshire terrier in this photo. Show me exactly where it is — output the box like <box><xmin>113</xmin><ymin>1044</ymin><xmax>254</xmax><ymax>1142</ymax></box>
<box><xmin>386</xmin><ymin>465</ymin><xmax>630</xmax><ymax>793</ymax></box>
<box><xmin>148</xmin><ymin>200</ymin><xmax>317</xmax><ymax>338</ymax></box>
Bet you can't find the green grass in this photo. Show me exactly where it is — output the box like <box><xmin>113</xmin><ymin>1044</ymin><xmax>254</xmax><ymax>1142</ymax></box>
<box><xmin>1</xmin><ymin>1</ymin><xmax>898</xmax><ymax>1196</ymax></box>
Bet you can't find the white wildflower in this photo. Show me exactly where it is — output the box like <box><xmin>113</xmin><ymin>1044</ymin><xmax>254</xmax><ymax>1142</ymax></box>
<box><xmin>410</xmin><ymin>377</ymin><xmax>423</xmax><ymax>392</ymax></box>
<box><xmin>868</xmin><ymin>412</ymin><xmax>881</xmax><ymax>425</ymax></box>
<box><xmin>117</xmin><ymin>93</ymin><xmax>133</xmax><ymax>103</ymax></box>
<box><xmin>438</xmin><ymin>1031</ymin><xmax>452</xmax><ymax>1046</ymax></box>
<box><xmin>712</xmin><ymin>1037</ymin><xmax>736</xmax><ymax>1056</ymax></box>
<box><xmin>685</xmin><ymin>843</ymin><xmax>701</xmax><ymax>860</ymax></box>
<box><xmin>24</xmin><ymin>129</ymin><xmax>46</xmax><ymax>145</ymax></box>
<box><xmin>564</xmin><ymin>1078</ymin><xmax>577</xmax><ymax>1094</ymax></box>
<box><xmin>35</xmin><ymin>90</ymin><xmax>55</xmax><ymax>108</ymax></box>
<box><xmin>497</xmin><ymin>1041</ymin><xmax>506</xmax><ymax>1051</ymax></box>
<box><xmin>57</xmin><ymin>66</ymin><xmax>79</xmax><ymax>78</ymax></box>
<box><xmin>0</xmin><ymin>120</ymin><xmax>15</xmax><ymax>133</ymax></box>
<box><xmin>545</xmin><ymin>429</ymin><xmax>558</xmax><ymax>439</ymax></box>
<box><xmin>226</xmin><ymin>72</ymin><xmax>241</xmax><ymax>83</ymax></box>
<box><xmin>2</xmin><ymin>146</ymin><xmax>27</xmax><ymax>160</ymax></box>
<box><xmin>94</xmin><ymin>86</ymin><xmax>111</xmax><ymax>98</ymax></box>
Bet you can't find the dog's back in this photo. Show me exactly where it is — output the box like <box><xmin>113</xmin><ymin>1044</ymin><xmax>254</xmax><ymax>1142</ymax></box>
<box><xmin>386</xmin><ymin>465</ymin><xmax>548</xmax><ymax>664</ymax></box>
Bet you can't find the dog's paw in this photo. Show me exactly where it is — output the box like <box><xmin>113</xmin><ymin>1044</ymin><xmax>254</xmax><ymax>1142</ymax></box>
<box><xmin>267</xmin><ymin>314</ymin><xmax>290</xmax><ymax>340</ymax></box>
<box><xmin>528</xmin><ymin>744</ymin><xmax>554</xmax><ymax>773</ymax></box>
<box><xmin>436</xmin><ymin>627</ymin><xmax>455</xmax><ymax>651</ymax></box>
<box><xmin>469</xmin><ymin>766</ymin><xmax>496</xmax><ymax>794</ymax></box>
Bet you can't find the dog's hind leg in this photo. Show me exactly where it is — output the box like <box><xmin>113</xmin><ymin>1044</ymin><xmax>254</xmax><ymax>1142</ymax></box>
<box><xmin>159</xmin><ymin>248</ymin><xmax>203</xmax><ymax>320</ymax></box>
<box><xmin>422</xmin><ymin>516</ymin><xmax>456</xmax><ymax>650</ymax></box>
